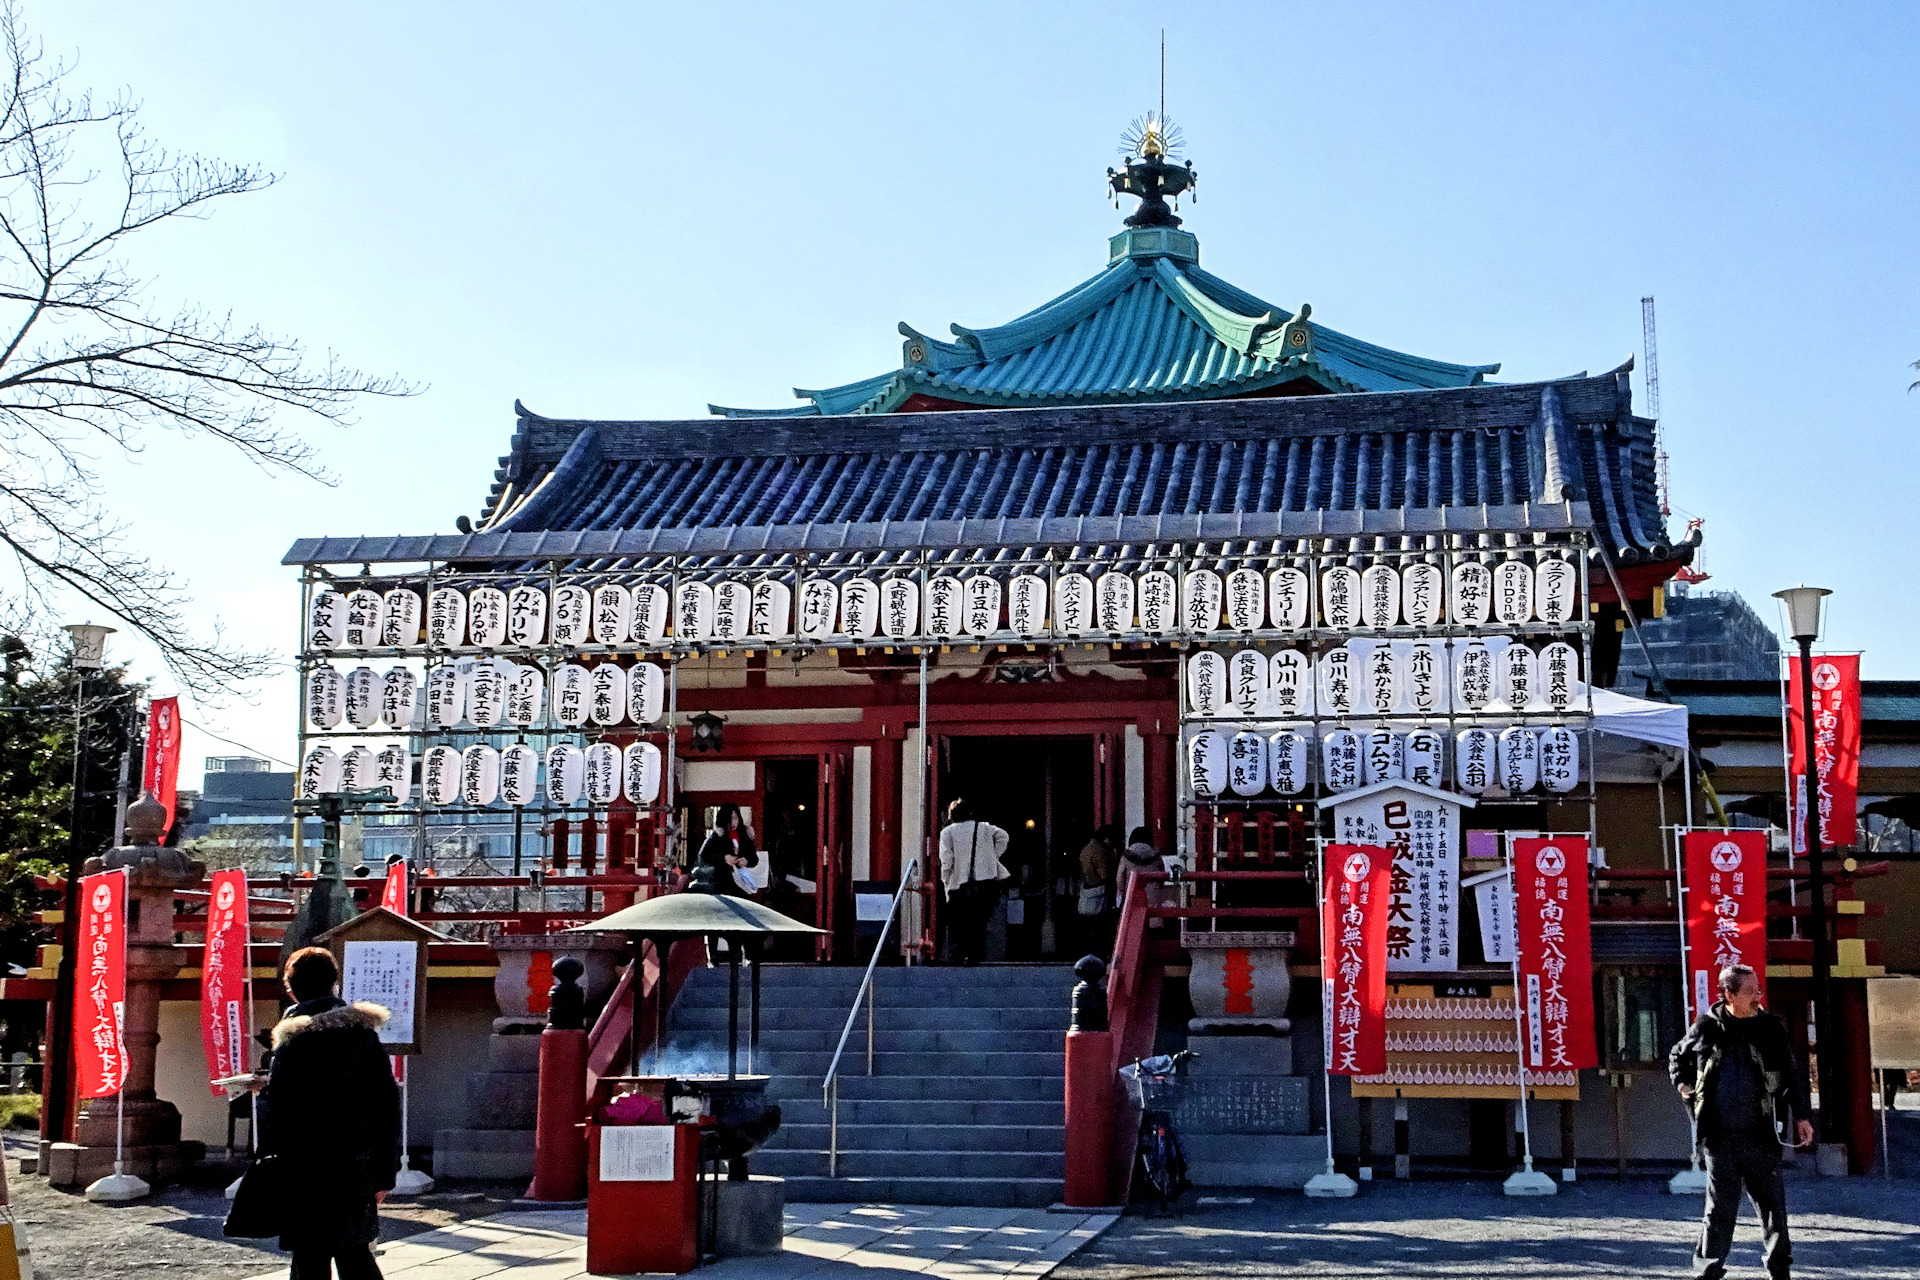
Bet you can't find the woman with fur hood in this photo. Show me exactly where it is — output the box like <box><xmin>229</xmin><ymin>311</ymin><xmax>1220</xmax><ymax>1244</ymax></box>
<box><xmin>264</xmin><ymin>946</ymin><xmax>402</xmax><ymax>1279</ymax></box>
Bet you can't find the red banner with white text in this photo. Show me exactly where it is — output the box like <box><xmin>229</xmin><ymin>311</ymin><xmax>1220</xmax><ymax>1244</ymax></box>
<box><xmin>1321</xmin><ymin>844</ymin><xmax>1390</xmax><ymax>1076</ymax></box>
<box><xmin>1682</xmin><ymin>830</ymin><xmax>1768</xmax><ymax>1022</ymax></box>
<box><xmin>1512</xmin><ymin>836</ymin><xmax>1596</xmax><ymax>1073</ymax></box>
<box><xmin>1786</xmin><ymin>653</ymin><xmax>1859</xmax><ymax>853</ymax></box>
<box><xmin>381</xmin><ymin>858</ymin><xmax>408</xmax><ymax>916</ymax></box>
<box><xmin>142</xmin><ymin>696</ymin><xmax>183</xmax><ymax>836</ymax></box>
<box><xmin>73</xmin><ymin>871</ymin><xmax>129</xmax><ymax>1098</ymax></box>
<box><xmin>200</xmin><ymin>868</ymin><xmax>251</xmax><ymax>1095</ymax></box>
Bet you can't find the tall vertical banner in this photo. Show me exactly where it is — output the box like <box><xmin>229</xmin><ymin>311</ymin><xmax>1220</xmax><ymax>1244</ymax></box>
<box><xmin>200</xmin><ymin>868</ymin><xmax>251</xmax><ymax>1094</ymax></box>
<box><xmin>1321</xmin><ymin>843</ymin><xmax>1390</xmax><ymax>1076</ymax></box>
<box><xmin>73</xmin><ymin>870</ymin><xmax>129</xmax><ymax>1099</ymax></box>
<box><xmin>381</xmin><ymin>858</ymin><xmax>409</xmax><ymax>915</ymax></box>
<box><xmin>142</xmin><ymin>696</ymin><xmax>183</xmax><ymax>836</ymax></box>
<box><xmin>1786</xmin><ymin>653</ymin><xmax>1859</xmax><ymax>853</ymax></box>
<box><xmin>1682</xmin><ymin>830</ymin><xmax>1768</xmax><ymax>1021</ymax></box>
<box><xmin>1511</xmin><ymin>836</ymin><xmax>1597</xmax><ymax>1072</ymax></box>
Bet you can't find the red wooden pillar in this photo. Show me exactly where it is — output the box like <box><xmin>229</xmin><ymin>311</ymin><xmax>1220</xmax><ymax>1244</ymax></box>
<box><xmin>550</xmin><ymin>819</ymin><xmax>571</xmax><ymax>872</ymax></box>
<box><xmin>1145</xmin><ymin>729</ymin><xmax>1174</xmax><ymax>850</ymax></box>
<box><xmin>872</xmin><ymin>731</ymin><xmax>901</xmax><ymax>882</ymax></box>
<box><xmin>1063</xmin><ymin>1029</ymin><xmax>1115</xmax><ymax>1207</ymax></box>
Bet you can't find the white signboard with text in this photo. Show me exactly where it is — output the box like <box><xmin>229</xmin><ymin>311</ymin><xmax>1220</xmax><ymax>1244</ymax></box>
<box><xmin>342</xmin><ymin>940</ymin><xmax>418</xmax><ymax>1046</ymax></box>
<box><xmin>1330</xmin><ymin>782</ymin><xmax>1473</xmax><ymax>974</ymax></box>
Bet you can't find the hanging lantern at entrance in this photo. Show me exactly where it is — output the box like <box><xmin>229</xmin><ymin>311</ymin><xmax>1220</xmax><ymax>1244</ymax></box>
<box><xmin>343</xmin><ymin>589</ymin><xmax>384</xmax><ymax>650</ymax></box>
<box><xmin>343</xmin><ymin>666</ymin><xmax>380</xmax><ymax>729</ymax></box>
<box><xmin>381</xmin><ymin>666</ymin><xmax>418</xmax><ymax>729</ymax></box>
<box><xmin>1453</xmin><ymin>640</ymin><xmax>1493</xmax><ymax>711</ymax></box>
<box><xmin>545</xmin><ymin>744</ymin><xmax>585</xmax><ymax>805</ymax></box>
<box><xmin>799</xmin><ymin>578</ymin><xmax>839</xmax><ymax>641</ymax></box>
<box><xmin>308</xmin><ymin>588</ymin><xmax>348</xmax><ymax>650</ymax></box>
<box><xmin>300</xmin><ymin>745</ymin><xmax>341</xmax><ymax>798</ymax></box>
<box><xmin>1498</xmin><ymin>641</ymin><xmax>1535</xmax><ymax>710</ymax></box>
<box><xmin>1186</xmin><ymin>650</ymin><xmax>1228</xmax><ymax>717</ymax></box>
<box><xmin>1096</xmin><ymin>570</ymin><xmax>1135</xmax><ymax>634</ymax></box>
<box><xmin>1186</xmin><ymin>730</ymin><xmax>1228</xmax><ymax>797</ymax></box>
<box><xmin>1319</xmin><ymin>564</ymin><xmax>1360</xmax><ymax>630</ymax></box>
<box><xmin>1318</xmin><ymin>643</ymin><xmax>1357</xmax><ymax>717</ymax></box>
<box><xmin>1535</xmin><ymin>556</ymin><xmax>1577</xmax><ymax>624</ymax></box>
<box><xmin>374</xmin><ymin>744</ymin><xmax>410</xmax><ymax>802</ymax></box>
<box><xmin>461</xmin><ymin>744</ymin><xmax>501</xmax><ymax>806</ymax></box>
<box><xmin>380</xmin><ymin>588</ymin><xmax>422</xmax><ymax>648</ymax></box>
<box><xmin>469</xmin><ymin>657</ymin><xmax>511</xmax><ymax>728</ymax></box>
<box><xmin>1053</xmin><ymin>572</ymin><xmax>1095</xmax><ymax>637</ymax></box>
<box><xmin>1008</xmin><ymin>573</ymin><xmax>1047</xmax><ymax>637</ymax></box>
<box><xmin>307</xmin><ymin>665</ymin><xmax>344</xmax><ymax>729</ymax></box>
<box><xmin>507</xmin><ymin>663</ymin><xmax>544</xmax><ymax>726</ymax></box>
<box><xmin>713</xmin><ymin>581</ymin><xmax>752</xmax><ymax>644</ymax></box>
<box><xmin>1268</xmin><ymin>649</ymin><xmax>1314</xmax><ymax>718</ymax></box>
<box><xmin>1268</xmin><ymin>730</ymin><xmax>1310</xmax><ymax>795</ymax></box>
<box><xmin>750</xmin><ymin>580</ymin><xmax>792</xmax><ymax>638</ymax></box>
<box><xmin>1539</xmin><ymin>726</ymin><xmax>1579</xmax><ymax>793</ymax></box>
<box><xmin>1361</xmin><ymin>563</ymin><xmax>1400</xmax><ymax>629</ymax></box>
<box><xmin>633</xmin><ymin>584</ymin><xmax>670</xmax><ymax>643</ymax></box>
<box><xmin>881</xmin><ymin>577</ymin><xmax>920</xmax><ymax>640</ymax></box>
<box><xmin>924</xmin><ymin>576</ymin><xmax>963</xmax><ymax>638</ymax></box>
<box><xmin>1225</xmin><ymin>568</ymin><xmax>1265</xmax><ymax>632</ymax></box>
<box><xmin>624</xmin><ymin>741</ymin><xmax>663</xmax><ymax>804</ymax></box>
<box><xmin>1361</xmin><ymin>726</ymin><xmax>1404</xmax><ymax>785</ymax></box>
<box><xmin>1450</xmin><ymin>561</ymin><xmax>1492</xmax><ymax>626</ymax></box>
<box><xmin>468</xmin><ymin>586</ymin><xmax>508</xmax><ymax>648</ymax></box>
<box><xmin>500</xmin><ymin>744</ymin><xmax>539</xmax><ymax>806</ymax></box>
<box><xmin>1405</xmin><ymin>728</ymin><xmax>1445</xmax><ymax>787</ymax></box>
<box><xmin>551</xmin><ymin>662</ymin><xmax>590</xmax><ymax>727</ymax></box>
<box><xmin>1402</xmin><ymin>562</ymin><xmax>1444</xmax><ymax>627</ymax></box>
<box><xmin>963</xmin><ymin>574</ymin><xmax>1001</xmax><ymax>638</ymax></box>
<box><xmin>423</xmin><ymin>745</ymin><xmax>461</xmax><ymax>805</ymax></box>
<box><xmin>426</xmin><ymin>587</ymin><xmax>467</xmax><ymax>648</ymax></box>
<box><xmin>1498</xmin><ymin>727</ymin><xmax>1538</xmax><ymax>793</ymax></box>
<box><xmin>1228</xmin><ymin>648</ymin><xmax>1267</xmax><ymax>717</ymax></box>
<box><xmin>550</xmin><ymin>585</ymin><xmax>591</xmax><ymax>646</ymax></box>
<box><xmin>676</xmin><ymin>580</ymin><xmax>716</xmax><ymax>642</ymax></box>
<box><xmin>590</xmin><ymin>663</ymin><xmax>628</xmax><ymax>725</ymax></box>
<box><xmin>340</xmin><ymin>745</ymin><xmax>375</xmax><ymax>792</ymax></box>
<box><xmin>1228</xmin><ymin>731</ymin><xmax>1267</xmax><ymax>796</ymax></box>
<box><xmin>1494</xmin><ymin>559</ymin><xmax>1534</xmax><ymax>625</ymax></box>
<box><xmin>1181</xmin><ymin>569</ymin><xmax>1223</xmax><ymax>634</ymax></box>
<box><xmin>1363</xmin><ymin>642</ymin><xmax>1399</xmax><ymax>716</ymax></box>
<box><xmin>1321</xmin><ymin>727</ymin><xmax>1362</xmax><ymax>792</ymax></box>
<box><xmin>591</xmin><ymin>584</ymin><xmax>633</xmax><ymax>646</ymax></box>
<box><xmin>1405</xmin><ymin>640</ymin><xmax>1445</xmax><ymax>713</ymax></box>
<box><xmin>1540</xmin><ymin>642</ymin><xmax>1580</xmax><ymax>712</ymax></box>
<box><xmin>1134</xmin><ymin>570</ymin><xmax>1173</xmax><ymax>635</ymax></box>
<box><xmin>1267</xmin><ymin>566</ymin><xmax>1310</xmax><ymax>630</ymax></box>
<box><xmin>838</xmin><ymin>577</ymin><xmax>879</xmax><ymax>639</ymax></box>
<box><xmin>584</xmin><ymin>742</ymin><xmax>620</xmax><ymax>805</ymax></box>
<box><xmin>1454</xmin><ymin>727</ymin><xmax>1496</xmax><ymax>794</ymax></box>
<box><xmin>506</xmin><ymin>584</ymin><xmax>547</xmax><ymax>647</ymax></box>
<box><xmin>426</xmin><ymin>663</ymin><xmax>466</xmax><ymax>728</ymax></box>
<box><xmin>627</xmin><ymin>661</ymin><xmax>665</xmax><ymax>724</ymax></box>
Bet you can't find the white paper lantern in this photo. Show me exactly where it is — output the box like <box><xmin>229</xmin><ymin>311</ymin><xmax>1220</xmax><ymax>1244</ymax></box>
<box><xmin>881</xmin><ymin>577</ymin><xmax>920</xmax><ymax>640</ymax></box>
<box><xmin>1453</xmin><ymin>640</ymin><xmax>1493</xmax><ymax>711</ymax></box>
<box><xmin>623</xmin><ymin>741</ymin><xmax>663</xmax><ymax>804</ymax></box>
<box><xmin>1362</xmin><ymin>643</ymin><xmax>1399</xmax><ymax>716</ymax></box>
<box><xmin>1498</xmin><ymin>642</ymin><xmax>1536</xmax><ymax>710</ymax></box>
<box><xmin>500</xmin><ymin>744</ymin><xmax>540</xmax><ymax>806</ymax></box>
<box><xmin>713</xmin><ymin>581</ymin><xmax>752</xmax><ymax>644</ymax></box>
<box><xmin>1360</xmin><ymin>564</ymin><xmax>1401</xmax><ymax>629</ymax></box>
<box><xmin>380</xmin><ymin>667</ymin><xmax>418</xmax><ymax>729</ymax></box>
<box><xmin>550</xmin><ymin>663</ymin><xmax>590</xmax><ymax>727</ymax></box>
<box><xmin>1405</xmin><ymin>640</ymin><xmax>1446</xmax><ymax>713</ymax></box>
<box><xmin>1320</xmin><ymin>565</ymin><xmax>1361</xmax><ymax>629</ymax></box>
<box><xmin>1498</xmin><ymin>727</ymin><xmax>1539</xmax><ymax>793</ymax></box>
<box><xmin>1096</xmin><ymin>571</ymin><xmax>1135</xmax><ymax>633</ymax></box>
<box><xmin>1138</xmin><ymin>570</ymin><xmax>1177</xmax><ymax>635</ymax></box>
<box><xmin>1008</xmin><ymin>574</ymin><xmax>1048</xmax><ymax>637</ymax></box>
<box><xmin>1225</xmin><ymin>568</ymin><xmax>1265</xmax><ymax>632</ymax></box>
<box><xmin>1187</xmin><ymin>730</ymin><xmax>1229</xmax><ymax>797</ymax></box>
<box><xmin>627</xmin><ymin>661</ymin><xmax>665</xmax><ymax>724</ymax></box>
<box><xmin>344</xmin><ymin>666</ymin><xmax>380</xmax><ymax>729</ymax></box>
<box><xmin>1317</xmin><ymin>643</ymin><xmax>1357</xmax><ymax>717</ymax></box>
<box><xmin>1053</xmin><ymin>573</ymin><xmax>1095</xmax><ymax>636</ymax></box>
<box><xmin>593</xmin><ymin>584</ymin><xmax>634</xmax><ymax>645</ymax></box>
<box><xmin>1540</xmin><ymin>642</ymin><xmax>1581</xmax><ymax>712</ymax></box>
<box><xmin>1535</xmin><ymin>557</ymin><xmax>1578</xmax><ymax>624</ymax></box>
<box><xmin>550</xmin><ymin>585</ymin><xmax>591</xmax><ymax>646</ymax></box>
<box><xmin>340</xmin><ymin>745</ymin><xmax>375</xmax><ymax>792</ymax></box>
<box><xmin>468</xmin><ymin>657</ymin><xmax>509</xmax><ymax>728</ymax></box>
<box><xmin>300</xmin><ymin>745</ymin><xmax>341</xmax><ymax>798</ymax></box>
<box><xmin>1361</xmin><ymin>726</ymin><xmax>1405</xmax><ymax>785</ymax></box>
<box><xmin>1401</xmin><ymin>563</ymin><xmax>1444</xmax><ymax>627</ymax></box>
<box><xmin>799</xmin><ymin>579</ymin><xmax>839</xmax><ymax>640</ymax></box>
<box><xmin>1454</xmin><ymin>727</ymin><xmax>1496</xmax><ymax>794</ymax></box>
<box><xmin>461</xmin><ymin>744</ymin><xmax>501</xmax><ymax>806</ymax></box>
<box><xmin>1267</xmin><ymin>649</ymin><xmax>1314</xmax><ymax>718</ymax></box>
<box><xmin>374</xmin><ymin>745</ymin><xmax>410</xmax><ymax>801</ymax></box>
<box><xmin>379</xmin><ymin>589</ymin><xmax>422</xmax><ymax>648</ymax></box>
<box><xmin>1186</xmin><ymin>650</ymin><xmax>1228</xmax><ymax>717</ymax></box>
<box><xmin>423</xmin><ymin>745</ymin><xmax>461</xmax><ymax>805</ymax></box>
<box><xmin>963</xmin><ymin>575</ymin><xmax>1002</xmax><ymax>638</ymax></box>
<box><xmin>675</xmin><ymin>580</ymin><xmax>715</xmax><ymax>642</ymax></box>
<box><xmin>506</xmin><ymin>663</ymin><xmax>544</xmax><ymax>726</ymax></box>
<box><xmin>506</xmin><ymin>585</ymin><xmax>548</xmax><ymax>647</ymax></box>
<box><xmin>427</xmin><ymin>588</ymin><xmax>467</xmax><ymax>648</ymax></box>
<box><xmin>590</xmin><ymin>663</ymin><xmax>628</xmax><ymax>725</ymax></box>
<box><xmin>1228</xmin><ymin>649</ymin><xmax>1267</xmax><ymax>717</ymax></box>
<box><xmin>425</xmin><ymin>664</ymin><xmax>466</xmax><ymax>728</ymax></box>
<box><xmin>1450</xmin><ymin>561</ymin><xmax>1492</xmax><ymax>626</ymax></box>
<box><xmin>545</xmin><ymin>744</ymin><xmax>584</xmax><ymax>805</ymax></box>
<box><xmin>468</xmin><ymin>586</ymin><xmax>508</xmax><ymax>648</ymax></box>
<box><xmin>343</xmin><ymin>589</ymin><xmax>384</xmax><ymax>650</ymax></box>
<box><xmin>924</xmin><ymin>576</ymin><xmax>963</xmax><ymax>638</ymax></box>
<box><xmin>836</xmin><ymin>578</ymin><xmax>877</xmax><ymax>639</ymax></box>
<box><xmin>1539</xmin><ymin>726</ymin><xmax>1580</xmax><ymax>793</ymax></box>
<box><xmin>584</xmin><ymin>742</ymin><xmax>620</xmax><ymax>805</ymax></box>
<box><xmin>1267</xmin><ymin>567</ymin><xmax>1310</xmax><ymax>630</ymax></box>
<box><xmin>632</xmin><ymin>584</ymin><xmax>670</xmax><ymax>643</ymax></box>
<box><xmin>1182</xmin><ymin>569</ymin><xmax>1223</xmax><ymax>634</ymax></box>
<box><xmin>1229</xmin><ymin>731</ymin><xmax>1268</xmax><ymax>796</ymax></box>
<box><xmin>1494</xmin><ymin>560</ymin><xmax>1535</xmax><ymax>625</ymax></box>
<box><xmin>1405</xmin><ymin>728</ymin><xmax>1445</xmax><ymax>788</ymax></box>
<box><xmin>1269</xmin><ymin>731</ymin><xmax>1310</xmax><ymax>795</ymax></box>
<box><xmin>1322</xmin><ymin>727</ymin><xmax>1362</xmax><ymax>792</ymax></box>
<box><xmin>306</xmin><ymin>666</ymin><xmax>344</xmax><ymax>729</ymax></box>
<box><xmin>750</xmin><ymin>580</ymin><xmax>792</xmax><ymax>638</ymax></box>
<box><xmin>308</xmin><ymin>589</ymin><xmax>348</xmax><ymax>650</ymax></box>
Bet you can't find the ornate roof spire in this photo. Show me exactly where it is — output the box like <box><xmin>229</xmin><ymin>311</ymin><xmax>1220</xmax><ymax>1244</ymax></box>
<box><xmin>1108</xmin><ymin>113</ymin><xmax>1196</xmax><ymax>229</ymax></box>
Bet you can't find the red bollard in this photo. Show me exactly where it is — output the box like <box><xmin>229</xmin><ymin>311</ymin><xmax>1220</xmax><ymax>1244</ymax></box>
<box><xmin>1063</xmin><ymin>1029</ymin><xmax>1115</xmax><ymax>1208</ymax></box>
<box><xmin>524</xmin><ymin>1027</ymin><xmax>590</xmax><ymax>1202</ymax></box>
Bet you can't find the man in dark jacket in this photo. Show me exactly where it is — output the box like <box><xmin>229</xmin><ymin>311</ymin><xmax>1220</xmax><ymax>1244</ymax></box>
<box><xmin>1668</xmin><ymin>964</ymin><xmax>1814</xmax><ymax>1280</ymax></box>
<box><xmin>265</xmin><ymin>946</ymin><xmax>402</xmax><ymax>1280</ymax></box>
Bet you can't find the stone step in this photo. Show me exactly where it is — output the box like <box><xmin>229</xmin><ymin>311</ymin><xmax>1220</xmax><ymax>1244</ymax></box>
<box><xmin>746</xmin><ymin>1050</ymin><xmax>1064</xmax><ymax>1078</ymax></box>
<box><xmin>773</xmin><ymin>1175</ymin><xmax>1061</xmax><ymax>1208</ymax></box>
<box><xmin>776</xmin><ymin>1098</ymin><xmax>1064</xmax><ymax>1128</ymax></box>
<box><xmin>677</xmin><ymin>988</ymin><xmax>1071</xmax><ymax>1011</ymax></box>
<box><xmin>664</xmin><ymin>1028</ymin><xmax>1063</xmax><ymax>1056</ymax></box>
<box><xmin>766</xmin><ymin>1123</ymin><xmax>1064</xmax><ymax>1153</ymax></box>
<box><xmin>766</xmin><ymin>1074</ymin><xmax>1063</xmax><ymax>1102</ymax></box>
<box><xmin>673</xmin><ymin>1004</ymin><xmax>1066</xmax><ymax>1032</ymax></box>
<box><xmin>752</xmin><ymin>1146</ymin><xmax>1063</xmax><ymax>1181</ymax></box>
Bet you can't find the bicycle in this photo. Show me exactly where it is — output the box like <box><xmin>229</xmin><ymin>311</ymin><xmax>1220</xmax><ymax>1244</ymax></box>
<box><xmin>1122</xmin><ymin>1050</ymin><xmax>1195</xmax><ymax>1213</ymax></box>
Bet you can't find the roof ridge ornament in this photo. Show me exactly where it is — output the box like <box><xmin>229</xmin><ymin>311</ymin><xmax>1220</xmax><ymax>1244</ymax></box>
<box><xmin>1108</xmin><ymin>112</ymin><xmax>1196</xmax><ymax>230</ymax></box>
<box><xmin>1274</xmin><ymin>303</ymin><xmax>1315</xmax><ymax>360</ymax></box>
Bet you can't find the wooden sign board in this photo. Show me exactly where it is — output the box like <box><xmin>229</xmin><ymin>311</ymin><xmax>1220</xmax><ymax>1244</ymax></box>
<box><xmin>1867</xmin><ymin>976</ymin><xmax>1920</xmax><ymax>1071</ymax></box>
<box><xmin>316</xmin><ymin>906</ymin><xmax>446</xmax><ymax>1055</ymax></box>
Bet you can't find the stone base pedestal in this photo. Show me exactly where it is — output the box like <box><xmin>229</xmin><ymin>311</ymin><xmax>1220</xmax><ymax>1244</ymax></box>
<box><xmin>1186</xmin><ymin>1133</ymin><xmax>1325</xmax><ymax>1188</ymax></box>
<box><xmin>45</xmin><ymin>1139</ymin><xmax>206</xmax><ymax>1189</ymax></box>
<box><xmin>434</xmin><ymin>1020</ymin><xmax>542</xmax><ymax>1179</ymax></box>
<box><xmin>712</xmin><ymin>1176</ymin><xmax>784</xmax><ymax>1257</ymax></box>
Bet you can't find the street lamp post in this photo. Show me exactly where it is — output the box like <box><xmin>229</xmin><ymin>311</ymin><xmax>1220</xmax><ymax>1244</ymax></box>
<box><xmin>1772</xmin><ymin>586</ymin><xmax>1836</xmax><ymax>1151</ymax></box>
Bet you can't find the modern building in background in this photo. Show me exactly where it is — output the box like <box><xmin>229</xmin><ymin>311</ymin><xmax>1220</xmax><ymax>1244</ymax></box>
<box><xmin>179</xmin><ymin>755</ymin><xmax>319</xmax><ymax>871</ymax></box>
<box><xmin>1613</xmin><ymin>582</ymin><xmax>1780</xmax><ymax>691</ymax></box>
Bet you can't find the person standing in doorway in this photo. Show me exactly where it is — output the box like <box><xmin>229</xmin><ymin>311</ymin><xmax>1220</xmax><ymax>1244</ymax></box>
<box><xmin>1668</xmin><ymin>963</ymin><xmax>1814</xmax><ymax>1280</ymax></box>
<box><xmin>938</xmin><ymin>798</ymin><xmax>1009</xmax><ymax>965</ymax></box>
<box><xmin>1077</xmin><ymin>826</ymin><xmax>1118</xmax><ymax>956</ymax></box>
<box><xmin>697</xmin><ymin>803</ymin><xmax>759</xmax><ymax>897</ymax></box>
<box><xmin>1116</xmin><ymin>826</ymin><xmax>1165</xmax><ymax>921</ymax></box>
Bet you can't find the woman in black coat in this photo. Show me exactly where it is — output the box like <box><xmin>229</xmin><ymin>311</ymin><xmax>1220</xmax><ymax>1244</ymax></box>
<box><xmin>263</xmin><ymin>947</ymin><xmax>402</xmax><ymax>1280</ymax></box>
<box><xmin>695</xmin><ymin>803</ymin><xmax>759</xmax><ymax>896</ymax></box>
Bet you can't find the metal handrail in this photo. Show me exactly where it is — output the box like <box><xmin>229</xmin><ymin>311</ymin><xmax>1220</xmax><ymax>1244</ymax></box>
<box><xmin>822</xmin><ymin>854</ymin><xmax>919</xmax><ymax>1177</ymax></box>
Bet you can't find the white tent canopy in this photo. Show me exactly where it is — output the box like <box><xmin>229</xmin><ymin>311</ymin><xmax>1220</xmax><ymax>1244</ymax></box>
<box><xmin>1588</xmin><ymin>685</ymin><xmax>1691</xmax><ymax>751</ymax></box>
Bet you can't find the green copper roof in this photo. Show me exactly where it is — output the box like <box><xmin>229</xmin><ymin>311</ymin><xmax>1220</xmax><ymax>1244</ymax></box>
<box><xmin>711</xmin><ymin>231</ymin><xmax>1500</xmax><ymax>418</ymax></box>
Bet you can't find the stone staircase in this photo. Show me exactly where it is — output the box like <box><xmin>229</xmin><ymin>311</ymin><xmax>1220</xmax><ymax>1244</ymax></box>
<box><xmin>667</xmin><ymin>963</ymin><xmax>1073</xmax><ymax>1207</ymax></box>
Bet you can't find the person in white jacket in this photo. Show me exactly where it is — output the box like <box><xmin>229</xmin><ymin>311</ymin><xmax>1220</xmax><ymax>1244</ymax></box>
<box><xmin>937</xmin><ymin>797</ymin><xmax>1010</xmax><ymax>965</ymax></box>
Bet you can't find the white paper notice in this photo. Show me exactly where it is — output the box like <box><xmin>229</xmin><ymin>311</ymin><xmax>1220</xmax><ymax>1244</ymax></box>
<box><xmin>342</xmin><ymin>940</ymin><xmax>417</xmax><ymax>1045</ymax></box>
<box><xmin>600</xmin><ymin>1124</ymin><xmax>675</xmax><ymax>1181</ymax></box>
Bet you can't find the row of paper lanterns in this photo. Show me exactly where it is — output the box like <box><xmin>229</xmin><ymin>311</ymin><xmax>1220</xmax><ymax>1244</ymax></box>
<box><xmin>301</xmin><ymin>740</ymin><xmax>663</xmax><ymax>807</ymax></box>
<box><xmin>1186</xmin><ymin>725</ymin><xmax>1580</xmax><ymax>798</ymax></box>
<box><xmin>306</xmin><ymin>558</ymin><xmax>1578</xmax><ymax>651</ymax></box>
<box><xmin>1186</xmin><ymin>640</ymin><xmax>1583</xmax><ymax>719</ymax></box>
<box><xmin>305</xmin><ymin>660</ymin><xmax>667</xmax><ymax>731</ymax></box>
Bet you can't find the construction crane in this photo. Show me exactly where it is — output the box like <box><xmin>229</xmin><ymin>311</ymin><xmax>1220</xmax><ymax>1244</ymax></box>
<box><xmin>1641</xmin><ymin>296</ymin><xmax>1669</xmax><ymax>516</ymax></box>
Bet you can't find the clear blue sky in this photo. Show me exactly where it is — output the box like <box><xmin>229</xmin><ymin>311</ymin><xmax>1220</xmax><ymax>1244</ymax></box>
<box><xmin>28</xmin><ymin>1</ymin><xmax>1920</xmax><ymax>773</ymax></box>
